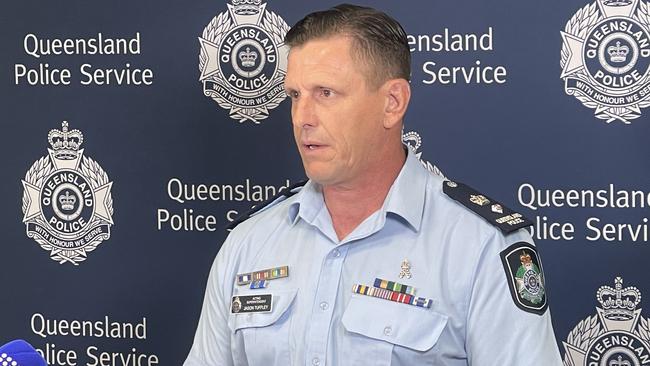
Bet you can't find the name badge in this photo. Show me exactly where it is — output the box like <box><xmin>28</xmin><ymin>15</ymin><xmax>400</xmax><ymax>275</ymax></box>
<box><xmin>231</xmin><ymin>294</ymin><xmax>273</xmax><ymax>314</ymax></box>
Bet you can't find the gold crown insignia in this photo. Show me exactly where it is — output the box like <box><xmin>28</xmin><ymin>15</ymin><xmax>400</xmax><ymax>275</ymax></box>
<box><xmin>608</xmin><ymin>41</ymin><xmax>630</xmax><ymax>63</ymax></box>
<box><xmin>239</xmin><ymin>47</ymin><xmax>258</xmax><ymax>67</ymax></box>
<box><xmin>470</xmin><ymin>194</ymin><xmax>490</xmax><ymax>206</ymax></box>
<box><xmin>59</xmin><ymin>191</ymin><xmax>77</xmax><ymax>211</ymax></box>
<box><xmin>231</xmin><ymin>0</ymin><xmax>262</xmax><ymax>15</ymax></box>
<box><xmin>48</xmin><ymin>121</ymin><xmax>83</xmax><ymax>160</ymax></box>
<box><xmin>597</xmin><ymin>277</ymin><xmax>641</xmax><ymax>320</ymax></box>
<box><xmin>520</xmin><ymin>251</ymin><xmax>532</xmax><ymax>264</ymax></box>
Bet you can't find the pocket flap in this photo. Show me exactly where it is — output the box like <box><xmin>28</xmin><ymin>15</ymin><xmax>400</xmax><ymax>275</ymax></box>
<box><xmin>342</xmin><ymin>295</ymin><xmax>448</xmax><ymax>352</ymax></box>
<box><xmin>229</xmin><ymin>288</ymin><xmax>298</xmax><ymax>331</ymax></box>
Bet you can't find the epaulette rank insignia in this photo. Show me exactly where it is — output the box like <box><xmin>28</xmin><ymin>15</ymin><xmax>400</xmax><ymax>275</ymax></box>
<box><xmin>226</xmin><ymin>180</ymin><xmax>308</xmax><ymax>231</ymax></box>
<box><xmin>443</xmin><ymin>180</ymin><xmax>532</xmax><ymax>234</ymax></box>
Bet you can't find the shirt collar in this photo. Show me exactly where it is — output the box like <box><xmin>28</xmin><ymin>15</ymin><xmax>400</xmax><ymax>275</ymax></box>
<box><xmin>288</xmin><ymin>179</ymin><xmax>323</xmax><ymax>226</ymax></box>
<box><xmin>383</xmin><ymin>147</ymin><xmax>427</xmax><ymax>231</ymax></box>
<box><xmin>288</xmin><ymin>147</ymin><xmax>428</xmax><ymax>232</ymax></box>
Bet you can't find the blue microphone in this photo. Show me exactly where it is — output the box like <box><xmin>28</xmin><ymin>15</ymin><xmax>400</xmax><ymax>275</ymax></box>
<box><xmin>0</xmin><ymin>340</ymin><xmax>47</xmax><ymax>366</ymax></box>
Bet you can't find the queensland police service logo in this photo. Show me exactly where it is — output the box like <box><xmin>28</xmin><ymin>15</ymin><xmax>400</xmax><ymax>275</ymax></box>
<box><xmin>21</xmin><ymin>122</ymin><xmax>114</xmax><ymax>265</ymax></box>
<box><xmin>561</xmin><ymin>0</ymin><xmax>650</xmax><ymax>123</ymax></box>
<box><xmin>199</xmin><ymin>0</ymin><xmax>289</xmax><ymax>123</ymax></box>
<box><xmin>401</xmin><ymin>131</ymin><xmax>446</xmax><ymax>178</ymax></box>
<box><xmin>563</xmin><ymin>277</ymin><xmax>650</xmax><ymax>366</ymax></box>
<box><xmin>500</xmin><ymin>242</ymin><xmax>548</xmax><ymax>315</ymax></box>
<box><xmin>514</xmin><ymin>251</ymin><xmax>545</xmax><ymax>304</ymax></box>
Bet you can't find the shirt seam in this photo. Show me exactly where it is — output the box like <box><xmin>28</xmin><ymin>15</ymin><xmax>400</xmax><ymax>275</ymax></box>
<box><xmin>463</xmin><ymin>227</ymin><xmax>499</xmax><ymax>360</ymax></box>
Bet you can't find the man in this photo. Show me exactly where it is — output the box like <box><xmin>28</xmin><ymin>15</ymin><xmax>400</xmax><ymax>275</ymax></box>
<box><xmin>184</xmin><ymin>4</ymin><xmax>563</xmax><ymax>365</ymax></box>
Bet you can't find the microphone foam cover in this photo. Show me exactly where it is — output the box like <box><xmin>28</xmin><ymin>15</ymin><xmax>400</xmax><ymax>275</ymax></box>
<box><xmin>0</xmin><ymin>340</ymin><xmax>47</xmax><ymax>366</ymax></box>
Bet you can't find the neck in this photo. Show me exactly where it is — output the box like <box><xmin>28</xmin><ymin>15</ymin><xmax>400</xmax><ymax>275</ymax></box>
<box><xmin>323</xmin><ymin>145</ymin><xmax>407</xmax><ymax>241</ymax></box>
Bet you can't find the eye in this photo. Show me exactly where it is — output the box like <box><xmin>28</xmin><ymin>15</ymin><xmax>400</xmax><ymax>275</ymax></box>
<box><xmin>286</xmin><ymin>90</ymin><xmax>299</xmax><ymax>99</ymax></box>
<box><xmin>320</xmin><ymin>88</ymin><xmax>332</xmax><ymax>97</ymax></box>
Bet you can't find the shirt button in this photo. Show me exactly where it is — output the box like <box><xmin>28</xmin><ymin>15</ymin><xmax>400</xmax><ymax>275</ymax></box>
<box><xmin>384</xmin><ymin>326</ymin><xmax>392</xmax><ymax>336</ymax></box>
<box><xmin>312</xmin><ymin>357</ymin><xmax>321</xmax><ymax>366</ymax></box>
<box><xmin>319</xmin><ymin>301</ymin><xmax>329</xmax><ymax>311</ymax></box>
<box><xmin>332</xmin><ymin>249</ymin><xmax>341</xmax><ymax>257</ymax></box>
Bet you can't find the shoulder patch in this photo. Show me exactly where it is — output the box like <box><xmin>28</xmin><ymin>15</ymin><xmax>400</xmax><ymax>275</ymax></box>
<box><xmin>442</xmin><ymin>180</ymin><xmax>532</xmax><ymax>234</ymax></box>
<box><xmin>500</xmin><ymin>241</ymin><xmax>548</xmax><ymax>315</ymax></box>
<box><xmin>226</xmin><ymin>180</ymin><xmax>308</xmax><ymax>231</ymax></box>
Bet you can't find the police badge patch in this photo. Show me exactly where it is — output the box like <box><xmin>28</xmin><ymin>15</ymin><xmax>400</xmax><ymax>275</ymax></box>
<box><xmin>563</xmin><ymin>277</ymin><xmax>650</xmax><ymax>366</ymax></box>
<box><xmin>560</xmin><ymin>0</ymin><xmax>650</xmax><ymax>123</ymax></box>
<box><xmin>21</xmin><ymin>122</ymin><xmax>114</xmax><ymax>265</ymax></box>
<box><xmin>500</xmin><ymin>242</ymin><xmax>548</xmax><ymax>315</ymax></box>
<box><xmin>198</xmin><ymin>0</ymin><xmax>290</xmax><ymax>123</ymax></box>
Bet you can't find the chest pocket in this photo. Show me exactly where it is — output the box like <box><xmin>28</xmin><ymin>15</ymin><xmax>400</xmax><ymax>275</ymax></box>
<box><xmin>228</xmin><ymin>288</ymin><xmax>298</xmax><ymax>366</ymax></box>
<box><xmin>341</xmin><ymin>295</ymin><xmax>448</xmax><ymax>366</ymax></box>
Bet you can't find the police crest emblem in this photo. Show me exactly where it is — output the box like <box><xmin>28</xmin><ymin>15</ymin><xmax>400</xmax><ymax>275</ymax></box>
<box><xmin>199</xmin><ymin>0</ymin><xmax>290</xmax><ymax>123</ymax></box>
<box><xmin>514</xmin><ymin>251</ymin><xmax>545</xmax><ymax>304</ymax></box>
<box><xmin>21</xmin><ymin>122</ymin><xmax>114</xmax><ymax>265</ymax></box>
<box><xmin>401</xmin><ymin>131</ymin><xmax>446</xmax><ymax>178</ymax></box>
<box><xmin>231</xmin><ymin>296</ymin><xmax>242</xmax><ymax>313</ymax></box>
<box><xmin>560</xmin><ymin>0</ymin><xmax>650</xmax><ymax>123</ymax></box>
<box><xmin>500</xmin><ymin>242</ymin><xmax>548</xmax><ymax>315</ymax></box>
<box><xmin>563</xmin><ymin>277</ymin><xmax>650</xmax><ymax>366</ymax></box>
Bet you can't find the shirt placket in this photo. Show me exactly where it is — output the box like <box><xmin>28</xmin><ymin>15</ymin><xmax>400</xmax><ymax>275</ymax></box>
<box><xmin>304</xmin><ymin>244</ymin><xmax>348</xmax><ymax>366</ymax></box>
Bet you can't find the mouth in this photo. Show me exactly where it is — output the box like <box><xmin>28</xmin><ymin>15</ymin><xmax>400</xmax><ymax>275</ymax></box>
<box><xmin>302</xmin><ymin>143</ymin><xmax>325</xmax><ymax>151</ymax></box>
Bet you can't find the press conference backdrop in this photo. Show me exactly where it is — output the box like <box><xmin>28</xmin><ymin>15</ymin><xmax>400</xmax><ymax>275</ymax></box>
<box><xmin>1</xmin><ymin>0</ymin><xmax>649</xmax><ymax>364</ymax></box>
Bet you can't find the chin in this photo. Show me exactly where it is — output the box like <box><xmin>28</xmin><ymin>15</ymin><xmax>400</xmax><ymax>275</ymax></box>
<box><xmin>305</xmin><ymin>172</ymin><xmax>328</xmax><ymax>185</ymax></box>
<box><xmin>302</xmin><ymin>160</ymin><xmax>347</xmax><ymax>186</ymax></box>
<box><xmin>304</xmin><ymin>169</ymin><xmax>335</xmax><ymax>186</ymax></box>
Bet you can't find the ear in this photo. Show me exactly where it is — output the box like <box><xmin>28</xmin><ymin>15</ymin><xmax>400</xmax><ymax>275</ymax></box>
<box><xmin>382</xmin><ymin>79</ymin><xmax>411</xmax><ymax>129</ymax></box>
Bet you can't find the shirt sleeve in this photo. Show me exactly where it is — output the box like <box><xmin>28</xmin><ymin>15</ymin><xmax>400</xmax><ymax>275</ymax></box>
<box><xmin>183</xmin><ymin>235</ymin><xmax>237</xmax><ymax>366</ymax></box>
<box><xmin>465</xmin><ymin>228</ymin><xmax>563</xmax><ymax>366</ymax></box>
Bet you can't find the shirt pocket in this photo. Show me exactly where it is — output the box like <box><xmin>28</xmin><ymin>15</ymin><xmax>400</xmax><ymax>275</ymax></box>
<box><xmin>341</xmin><ymin>295</ymin><xmax>448</xmax><ymax>366</ymax></box>
<box><xmin>228</xmin><ymin>288</ymin><xmax>298</xmax><ymax>366</ymax></box>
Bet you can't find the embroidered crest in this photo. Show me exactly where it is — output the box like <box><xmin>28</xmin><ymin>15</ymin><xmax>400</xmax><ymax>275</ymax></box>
<box><xmin>500</xmin><ymin>242</ymin><xmax>548</xmax><ymax>315</ymax></box>
<box><xmin>515</xmin><ymin>250</ymin><xmax>545</xmax><ymax>304</ymax></box>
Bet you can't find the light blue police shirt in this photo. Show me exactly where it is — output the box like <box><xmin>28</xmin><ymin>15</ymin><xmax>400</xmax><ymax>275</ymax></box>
<box><xmin>184</xmin><ymin>148</ymin><xmax>563</xmax><ymax>366</ymax></box>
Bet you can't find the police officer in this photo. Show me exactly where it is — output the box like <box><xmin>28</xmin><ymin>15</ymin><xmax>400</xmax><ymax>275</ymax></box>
<box><xmin>184</xmin><ymin>4</ymin><xmax>563</xmax><ymax>365</ymax></box>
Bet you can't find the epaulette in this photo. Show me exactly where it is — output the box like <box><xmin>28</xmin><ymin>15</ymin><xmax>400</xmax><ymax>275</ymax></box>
<box><xmin>442</xmin><ymin>180</ymin><xmax>532</xmax><ymax>234</ymax></box>
<box><xmin>225</xmin><ymin>180</ymin><xmax>308</xmax><ymax>231</ymax></box>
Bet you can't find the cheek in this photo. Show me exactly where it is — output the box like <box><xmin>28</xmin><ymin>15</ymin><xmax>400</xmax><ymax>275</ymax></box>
<box><xmin>331</xmin><ymin>124</ymin><xmax>363</xmax><ymax>168</ymax></box>
<box><xmin>292</xmin><ymin>126</ymin><xmax>301</xmax><ymax>150</ymax></box>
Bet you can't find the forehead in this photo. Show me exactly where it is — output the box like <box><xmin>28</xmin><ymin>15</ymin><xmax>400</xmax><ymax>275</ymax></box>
<box><xmin>285</xmin><ymin>36</ymin><xmax>362</xmax><ymax>86</ymax></box>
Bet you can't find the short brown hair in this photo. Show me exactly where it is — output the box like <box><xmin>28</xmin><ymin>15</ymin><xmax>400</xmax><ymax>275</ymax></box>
<box><xmin>284</xmin><ymin>4</ymin><xmax>411</xmax><ymax>88</ymax></box>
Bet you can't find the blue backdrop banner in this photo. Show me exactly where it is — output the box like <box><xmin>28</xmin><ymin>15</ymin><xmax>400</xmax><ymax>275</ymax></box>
<box><xmin>1</xmin><ymin>0</ymin><xmax>649</xmax><ymax>364</ymax></box>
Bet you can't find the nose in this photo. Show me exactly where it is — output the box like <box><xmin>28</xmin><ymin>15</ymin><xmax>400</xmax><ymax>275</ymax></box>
<box><xmin>291</xmin><ymin>94</ymin><xmax>317</xmax><ymax>129</ymax></box>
